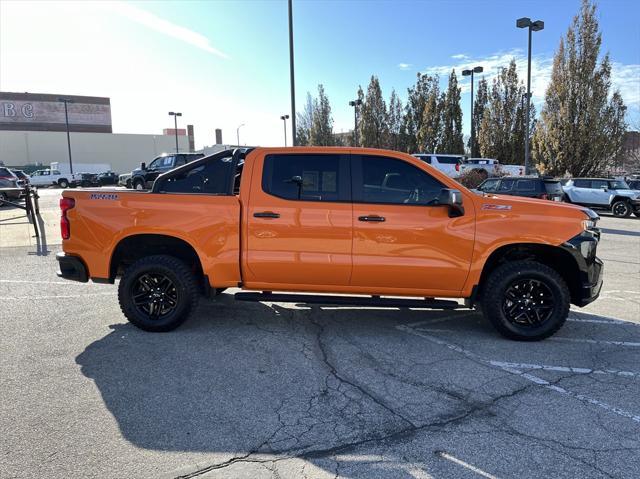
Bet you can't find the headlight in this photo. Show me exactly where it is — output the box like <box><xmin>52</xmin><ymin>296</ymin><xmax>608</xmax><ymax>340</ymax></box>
<box><xmin>582</xmin><ymin>208</ymin><xmax>599</xmax><ymax>231</ymax></box>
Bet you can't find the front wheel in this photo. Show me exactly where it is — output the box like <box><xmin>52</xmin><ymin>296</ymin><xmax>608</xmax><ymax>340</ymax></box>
<box><xmin>58</xmin><ymin>179</ymin><xmax>69</xmax><ymax>188</ymax></box>
<box><xmin>133</xmin><ymin>179</ymin><xmax>145</xmax><ymax>190</ymax></box>
<box><xmin>118</xmin><ymin>255</ymin><xmax>199</xmax><ymax>332</ymax></box>
<box><xmin>612</xmin><ymin>200</ymin><xmax>632</xmax><ymax>218</ymax></box>
<box><xmin>480</xmin><ymin>261</ymin><xmax>570</xmax><ymax>341</ymax></box>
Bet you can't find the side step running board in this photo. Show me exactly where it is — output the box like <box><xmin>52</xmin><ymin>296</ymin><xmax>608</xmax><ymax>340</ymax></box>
<box><xmin>234</xmin><ymin>292</ymin><xmax>461</xmax><ymax>309</ymax></box>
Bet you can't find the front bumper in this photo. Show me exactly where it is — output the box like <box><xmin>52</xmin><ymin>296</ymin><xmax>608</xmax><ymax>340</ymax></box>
<box><xmin>56</xmin><ymin>252</ymin><xmax>89</xmax><ymax>282</ymax></box>
<box><xmin>562</xmin><ymin>230</ymin><xmax>604</xmax><ymax>307</ymax></box>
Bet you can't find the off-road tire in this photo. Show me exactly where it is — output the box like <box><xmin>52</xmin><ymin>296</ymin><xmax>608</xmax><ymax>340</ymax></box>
<box><xmin>133</xmin><ymin>179</ymin><xmax>145</xmax><ymax>190</ymax></box>
<box><xmin>118</xmin><ymin>255</ymin><xmax>199</xmax><ymax>332</ymax></box>
<box><xmin>58</xmin><ymin>179</ymin><xmax>69</xmax><ymax>188</ymax></box>
<box><xmin>481</xmin><ymin>261</ymin><xmax>570</xmax><ymax>341</ymax></box>
<box><xmin>612</xmin><ymin>200</ymin><xmax>632</xmax><ymax>218</ymax></box>
<box><xmin>0</xmin><ymin>192</ymin><xmax>7</xmax><ymax>206</ymax></box>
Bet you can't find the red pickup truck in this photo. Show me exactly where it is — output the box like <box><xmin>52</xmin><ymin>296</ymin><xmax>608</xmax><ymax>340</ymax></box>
<box><xmin>57</xmin><ymin>147</ymin><xmax>603</xmax><ymax>341</ymax></box>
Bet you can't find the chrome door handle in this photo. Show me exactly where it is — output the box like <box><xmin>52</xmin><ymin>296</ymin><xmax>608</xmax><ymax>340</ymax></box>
<box><xmin>358</xmin><ymin>215</ymin><xmax>385</xmax><ymax>222</ymax></box>
<box><xmin>254</xmin><ymin>211</ymin><xmax>280</xmax><ymax>218</ymax></box>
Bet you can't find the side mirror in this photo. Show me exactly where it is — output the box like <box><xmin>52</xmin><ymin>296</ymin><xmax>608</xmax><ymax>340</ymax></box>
<box><xmin>437</xmin><ymin>188</ymin><xmax>465</xmax><ymax>217</ymax></box>
<box><xmin>140</xmin><ymin>162</ymin><xmax>146</xmax><ymax>170</ymax></box>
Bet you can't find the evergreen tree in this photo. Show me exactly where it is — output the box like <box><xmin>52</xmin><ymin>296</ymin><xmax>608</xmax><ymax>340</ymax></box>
<box><xmin>469</xmin><ymin>78</ymin><xmax>489</xmax><ymax>156</ymax></box>
<box><xmin>403</xmin><ymin>73</ymin><xmax>435</xmax><ymax>153</ymax></box>
<box><xmin>477</xmin><ymin>59</ymin><xmax>529</xmax><ymax>163</ymax></box>
<box><xmin>359</xmin><ymin>76</ymin><xmax>389</xmax><ymax>148</ymax></box>
<box><xmin>295</xmin><ymin>93</ymin><xmax>313</xmax><ymax>146</ymax></box>
<box><xmin>532</xmin><ymin>0</ymin><xmax>627</xmax><ymax>176</ymax></box>
<box><xmin>387</xmin><ymin>89</ymin><xmax>403</xmax><ymax>151</ymax></box>
<box><xmin>417</xmin><ymin>77</ymin><xmax>442</xmax><ymax>153</ymax></box>
<box><xmin>309</xmin><ymin>84</ymin><xmax>334</xmax><ymax>146</ymax></box>
<box><xmin>440</xmin><ymin>69</ymin><xmax>465</xmax><ymax>153</ymax></box>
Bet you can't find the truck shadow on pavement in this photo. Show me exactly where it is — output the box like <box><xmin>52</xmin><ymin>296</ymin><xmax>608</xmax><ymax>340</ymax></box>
<box><xmin>75</xmin><ymin>295</ymin><xmax>640</xmax><ymax>478</ymax></box>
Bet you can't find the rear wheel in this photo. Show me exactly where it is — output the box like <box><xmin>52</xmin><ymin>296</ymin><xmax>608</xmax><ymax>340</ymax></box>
<box><xmin>0</xmin><ymin>192</ymin><xmax>7</xmax><ymax>206</ymax></box>
<box><xmin>118</xmin><ymin>255</ymin><xmax>199</xmax><ymax>332</ymax></box>
<box><xmin>612</xmin><ymin>200</ymin><xmax>632</xmax><ymax>218</ymax></box>
<box><xmin>481</xmin><ymin>261</ymin><xmax>570</xmax><ymax>341</ymax></box>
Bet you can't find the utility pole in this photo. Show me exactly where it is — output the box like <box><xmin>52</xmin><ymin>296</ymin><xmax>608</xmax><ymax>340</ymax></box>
<box><xmin>349</xmin><ymin>99</ymin><xmax>362</xmax><ymax>146</ymax></box>
<box><xmin>280</xmin><ymin>115</ymin><xmax>290</xmax><ymax>146</ymax></box>
<box><xmin>462</xmin><ymin>66</ymin><xmax>483</xmax><ymax>157</ymax></box>
<box><xmin>517</xmin><ymin>17</ymin><xmax>544</xmax><ymax>172</ymax></box>
<box><xmin>288</xmin><ymin>0</ymin><xmax>297</xmax><ymax>145</ymax></box>
<box><xmin>168</xmin><ymin>111</ymin><xmax>182</xmax><ymax>153</ymax></box>
<box><xmin>58</xmin><ymin>98</ymin><xmax>74</xmax><ymax>174</ymax></box>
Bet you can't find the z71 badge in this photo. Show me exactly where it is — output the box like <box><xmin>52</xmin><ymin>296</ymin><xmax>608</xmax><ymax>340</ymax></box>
<box><xmin>90</xmin><ymin>193</ymin><xmax>119</xmax><ymax>200</ymax></box>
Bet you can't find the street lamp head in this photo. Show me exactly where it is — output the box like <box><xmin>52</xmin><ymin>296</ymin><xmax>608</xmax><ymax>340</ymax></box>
<box><xmin>168</xmin><ymin>112</ymin><xmax>182</xmax><ymax>117</ymax></box>
<box><xmin>349</xmin><ymin>99</ymin><xmax>362</xmax><ymax>107</ymax></box>
<box><xmin>531</xmin><ymin>20</ymin><xmax>544</xmax><ymax>31</ymax></box>
<box><xmin>516</xmin><ymin>17</ymin><xmax>532</xmax><ymax>28</ymax></box>
<box><xmin>462</xmin><ymin>70</ymin><xmax>472</xmax><ymax>76</ymax></box>
<box><xmin>349</xmin><ymin>101</ymin><xmax>356</xmax><ymax>107</ymax></box>
<box><xmin>280</xmin><ymin>114</ymin><xmax>290</xmax><ymax>120</ymax></box>
<box><xmin>58</xmin><ymin>98</ymin><xmax>74</xmax><ymax>103</ymax></box>
<box><xmin>473</xmin><ymin>66</ymin><xmax>484</xmax><ymax>73</ymax></box>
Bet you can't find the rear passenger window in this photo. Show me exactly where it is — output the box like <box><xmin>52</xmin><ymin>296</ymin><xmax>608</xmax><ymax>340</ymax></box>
<box><xmin>573</xmin><ymin>179</ymin><xmax>590</xmax><ymax>188</ymax></box>
<box><xmin>591</xmin><ymin>180</ymin><xmax>608</xmax><ymax>189</ymax></box>
<box><xmin>436</xmin><ymin>156</ymin><xmax>461</xmax><ymax>164</ymax></box>
<box><xmin>516</xmin><ymin>180</ymin><xmax>536</xmax><ymax>191</ymax></box>
<box><xmin>354</xmin><ymin>155</ymin><xmax>444</xmax><ymax>205</ymax></box>
<box><xmin>262</xmin><ymin>154</ymin><xmax>346</xmax><ymax>202</ymax></box>
<box><xmin>157</xmin><ymin>156</ymin><xmax>234</xmax><ymax>194</ymax></box>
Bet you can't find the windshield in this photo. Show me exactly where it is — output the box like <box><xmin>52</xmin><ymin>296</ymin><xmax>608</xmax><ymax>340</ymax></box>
<box><xmin>608</xmin><ymin>180</ymin><xmax>629</xmax><ymax>189</ymax></box>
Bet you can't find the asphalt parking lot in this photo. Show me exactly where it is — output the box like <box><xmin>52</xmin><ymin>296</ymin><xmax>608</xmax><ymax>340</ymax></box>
<box><xmin>1</xmin><ymin>189</ymin><xmax>639</xmax><ymax>478</ymax></box>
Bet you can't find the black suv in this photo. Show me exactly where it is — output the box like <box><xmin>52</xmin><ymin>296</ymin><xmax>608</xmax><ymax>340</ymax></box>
<box><xmin>130</xmin><ymin>153</ymin><xmax>204</xmax><ymax>190</ymax></box>
<box><xmin>476</xmin><ymin>176</ymin><xmax>564</xmax><ymax>201</ymax></box>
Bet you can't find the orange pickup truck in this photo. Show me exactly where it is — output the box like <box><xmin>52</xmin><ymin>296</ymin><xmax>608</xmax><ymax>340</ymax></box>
<box><xmin>56</xmin><ymin>147</ymin><xmax>603</xmax><ymax>340</ymax></box>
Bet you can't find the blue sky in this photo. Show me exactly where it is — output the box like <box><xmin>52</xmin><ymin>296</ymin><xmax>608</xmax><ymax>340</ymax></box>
<box><xmin>1</xmin><ymin>0</ymin><xmax>638</xmax><ymax>148</ymax></box>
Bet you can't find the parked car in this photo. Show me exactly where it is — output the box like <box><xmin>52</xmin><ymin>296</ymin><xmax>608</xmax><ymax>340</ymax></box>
<box><xmin>0</xmin><ymin>167</ymin><xmax>20</xmax><ymax>183</ymax></box>
<box><xmin>0</xmin><ymin>178</ymin><xmax>23</xmax><ymax>205</ymax></box>
<box><xmin>97</xmin><ymin>171</ymin><xmax>119</xmax><ymax>186</ymax></box>
<box><xmin>57</xmin><ymin>147</ymin><xmax>603</xmax><ymax>341</ymax></box>
<box><xmin>130</xmin><ymin>153</ymin><xmax>204</xmax><ymax>190</ymax></box>
<box><xmin>476</xmin><ymin>177</ymin><xmax>564</xmax><ymax>201</ymax></box>
<box><xmin>29</xmin><ymin>169</ymin><xmax>77</xmax><ymax>188</ymax></box>
<box><xmin>75</xmin><ymin>173</ymin><xmax>100</xmax><ymax>188</ymax></box>
<box><xmin>412</xmin><ymin>154</ymin><xmax>465</xmax><ymax>178</ymax></box>
<box><xmin>118</xmin><ymin>173</ymin><xmax>132</xmax><ymax>188</ymax></box>
<box><xmin>10</xmin><ymin>169</ymin><xmax>30</xmax><ymax>186</ymax></box>
<box><xmin>460</xmin><ymin>158</ymin><xmax>525</xmax><ymax>179</ymax></box>
<box><xmin>562</xmin><ymin>178</ymin><xmax>640</xmax><ymax>218</ymax></box>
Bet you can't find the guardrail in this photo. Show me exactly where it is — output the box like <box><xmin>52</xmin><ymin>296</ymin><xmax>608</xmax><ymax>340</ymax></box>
<box><xmin>0</xmin><ymin>185</ymin><xmax>40</xmax><ymax>237</ymax></box>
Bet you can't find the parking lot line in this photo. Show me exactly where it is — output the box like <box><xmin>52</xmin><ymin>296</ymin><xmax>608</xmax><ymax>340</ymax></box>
<box><xmin>549</xmin><ymin>337</ymin><xmax>640</xmax><ymax>347</ymax></box>
<box><xmin>436</xmin><ymin>451</ymin><xmax>499</xmax><ymax>479</ymax></box>
<box><xmin>398</xmin><ymin>325</ymin><xmax>640</xmax><ymax>424</ymax></box>
<box><xmin>488</xmin><ymin>361</ymin><xmax>640</xmax><ymax>379</ymax></box>
<box><xmin>1</xmin><ymin>292</ymin><xmax>113</xmax><ymax>300</ymax></box>
<box><xmin>404</xmin><ymin>311</ymin><xmax>478</xmax><ymax>328</ymax></box>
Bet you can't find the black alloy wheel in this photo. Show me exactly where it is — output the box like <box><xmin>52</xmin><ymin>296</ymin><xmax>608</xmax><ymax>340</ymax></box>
<box><xmin>131</xmin><ymin>272</ymin><xmax>179</xmax><ymax>319</ymax></box>
<box><xmin>612</xmin><ymin>200</ymin><xmax>631</xmax><ymax>218</ymax></box>
<box><xmin>502</xmin><ymin>278</ymin><xmax>555</xmax><ymax>327</ymax></box>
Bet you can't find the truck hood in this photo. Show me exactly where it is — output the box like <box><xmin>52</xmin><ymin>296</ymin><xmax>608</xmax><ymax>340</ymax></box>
<box><xmin>477</xmin><ymin>192</ymin><xmax>593</xmax><ymax>217</ymax></box>
<box><xmin>612</xmin><ymin>189</ymin><xmax>640</xmax><ymax>198</ymax></box>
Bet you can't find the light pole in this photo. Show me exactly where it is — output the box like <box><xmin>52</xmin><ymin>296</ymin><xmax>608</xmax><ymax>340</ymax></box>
<box><xmin>349</xmin><ymin>99</ymin><xmax>362</xmax><ymax>147</ymax></box>
<box><xmin>517</xmin><ymin>17</ymin><xmax>544</xmax><ymax>173</ymax></box>
<box><xmin>58</xmin><ymin>98</ymin><xmax>74</xmax><ymax>174</ymax></box>
<box><xmin>280</xmin><ymin>115</ymin><xmax>290</xmax><ymax>146</ymax></box>
<box><xmin>288</xmin><ymin>0</ymin><xmax>297</xmax><ymax>146</ymax></box>
<box><xmin>168</xmin><ymin>111</ymin><xmax>182</xmax><ymax>153</ymax></box>
<box><xmin>461</xmin><ymin>66</ymin><xmax>483</xmax><ymax>158</ymax></box>
<box><xmin>236</xmin><ymin>123</ymin><xmax>245</xmax><ymax>146</ymax></box>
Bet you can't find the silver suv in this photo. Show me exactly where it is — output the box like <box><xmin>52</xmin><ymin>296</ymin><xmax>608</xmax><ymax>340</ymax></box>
<box><xmin>562</xmin><ymin>178</ymin><xmax>640</xmax><ymax>218</ymax></box>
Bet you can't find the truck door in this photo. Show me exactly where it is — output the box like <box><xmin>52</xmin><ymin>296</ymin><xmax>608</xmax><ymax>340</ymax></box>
<box><xmin>244</xmin><ymin>152</ymin><xmax>352</xmax><ymax>287</ymax></box>
<box><xmin>350</xmin><ymin>154</ymin><xmax>474</xmax><ymax>293</ymax></box>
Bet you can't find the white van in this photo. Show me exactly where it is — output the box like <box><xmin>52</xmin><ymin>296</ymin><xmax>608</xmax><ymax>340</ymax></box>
<box><xmin>412</xmin><ymin>154</ymin><xmax>465</xmax><ymax>178</ymax></box>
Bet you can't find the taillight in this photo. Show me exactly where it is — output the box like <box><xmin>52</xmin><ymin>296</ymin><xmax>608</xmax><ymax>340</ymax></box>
<box><xmin>540</xmin><ymin>193</ymin><xmax>548</xmax><ymax>200</ymax></box>
<box><xmin>455</xmin><ymin>163</ymin><xmax>460</xmax><ymax>172</ymax></box>
<box><xmin>60</xmin><ymin>197</ymin><xmax>75</xmax><ymax>240</ymax></box>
